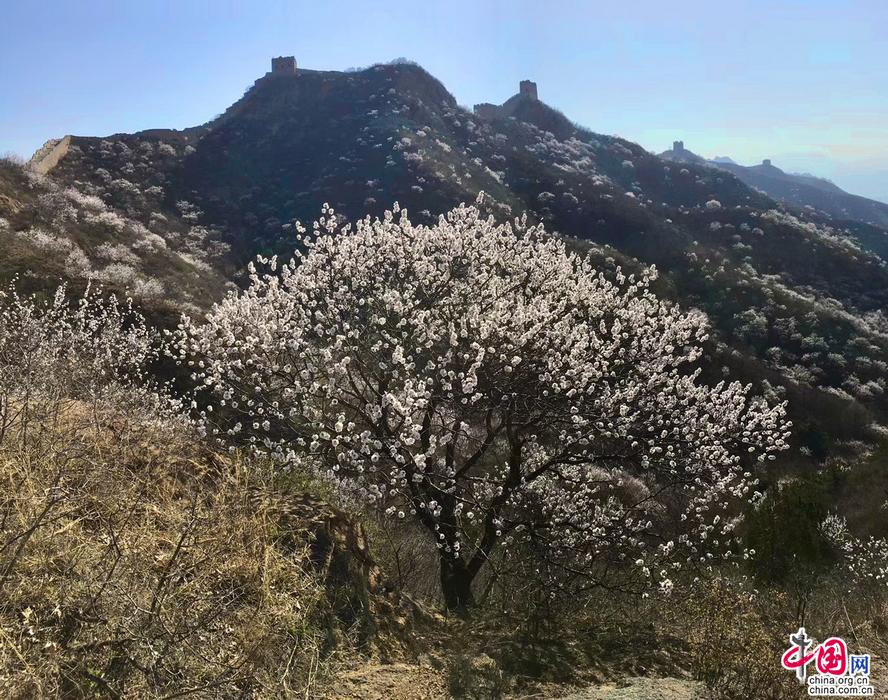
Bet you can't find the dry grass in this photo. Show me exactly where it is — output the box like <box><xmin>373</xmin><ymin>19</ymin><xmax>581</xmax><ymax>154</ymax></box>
<box><xmin>679</xmin><ymin>578</ymin><xmax>804</xmax><ymax>699</ymax></box>
<box><xmin>0</xmin><ymin>396</ymin><xmax>336</xmax><ymax>698</ymax></box>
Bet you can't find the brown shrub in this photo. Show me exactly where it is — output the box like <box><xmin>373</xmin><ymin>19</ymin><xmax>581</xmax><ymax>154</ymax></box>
<box><xmin>0</xmin><ymin>396</ymin><xmax>335</xmax><ymax>698</ymax></box>
<box><xmin>683</xmin><ymin>577</ymin><xmax>804</xmax><ymax>700</ymax></box>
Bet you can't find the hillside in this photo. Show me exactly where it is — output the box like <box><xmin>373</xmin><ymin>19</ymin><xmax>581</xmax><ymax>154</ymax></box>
<box><xmin>9</xmin><ymin>58</ymin><xmax>888</xmax><ymax>463</ymax></box>
<box><xmin>5</xmin><ymin>56</ymin><xmax>888</xmax><ymax>699</ymax></box>
<box><xmin>0</xmin><ymin>158</ymin><xmax>228</xmax><ymax>322</ymax></box>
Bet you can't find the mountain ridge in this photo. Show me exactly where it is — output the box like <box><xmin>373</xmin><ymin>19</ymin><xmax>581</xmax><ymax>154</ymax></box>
<box><xmin>5</xmin><ymin>59</ymin><xmax>888</xmax><ymax>469</ymax></box>
<box><xmin>661</xmin><ymin>142</ymin><xmax>888</xmax><ymax>227</ymax></box>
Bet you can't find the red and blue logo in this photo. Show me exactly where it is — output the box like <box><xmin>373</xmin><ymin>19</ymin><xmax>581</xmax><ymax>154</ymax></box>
<box><xmin>781</xmin><ymin>627</ymin><xmax>873</xmax><ymax>696</ymax></box>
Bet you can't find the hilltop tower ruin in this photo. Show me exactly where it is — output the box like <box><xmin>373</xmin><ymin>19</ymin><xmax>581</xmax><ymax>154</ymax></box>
<box><xmin>473</xmin><ymin>80</ymin><xmax>540</xmax><ymax>120</ymax></box>
<box><xmin>673</xmin><ymin>141</ymin><xmax>685</xmax><ymax>153</ymax></box>
<box><xmin>271</xmin><ymin>56</ymin><xmax>298</xmax><ymax>75</ymax></box>
<box><xmin>519</xmin><ymin>80</ymin><xmax>538</xmax><ymax>100</ymax></box>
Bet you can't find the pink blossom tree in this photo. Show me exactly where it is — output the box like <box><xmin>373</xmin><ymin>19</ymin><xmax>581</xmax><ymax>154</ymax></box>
<box><xmin>178</xmin><ymin>199</ymin><xmax>789</xmax><ymax>611</ymax></box>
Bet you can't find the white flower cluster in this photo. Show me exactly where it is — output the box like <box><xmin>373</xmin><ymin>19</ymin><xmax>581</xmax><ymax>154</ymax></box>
<box><xmin>0</xmin><ymin>283</ymin><xmax>173</xmax><ymax>449</ymax></box>
<box><xmin>822</xmin><ymin>514</ymin><xmax>888</xmax><ymax>586</ymax></box>
<box><xmin>178</xmin><ymin>198</ymin><xmax>790</xmax><ymax>595</ymax></box>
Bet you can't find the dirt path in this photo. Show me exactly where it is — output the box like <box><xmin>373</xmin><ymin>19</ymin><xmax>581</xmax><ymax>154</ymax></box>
<box><xmin>324</xmin><ymin>661</ymin><xmax>448</xmax><ymax>699</ymax></box>
<box><xmin>325</xmin><ymin>661</ymin><xmax>704</xmax><ymax>699</ymax></box>
<box><xmin>553</xmin><ymin>677</ymin><xmax>704</xmax><ymax>700</ymax></box>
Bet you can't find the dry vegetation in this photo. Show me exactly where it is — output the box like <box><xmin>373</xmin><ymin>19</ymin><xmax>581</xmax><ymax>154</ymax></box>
<box><xmin>0</xmin><ymin>279</ymin><xmax>885</xmax><ymax>699</ymax></box>
<box><xmin>0</xmin><ymin>392</ymin><xmax>347</xmax><ymax>697</ymax></box>
<box><xmin>0</xmin><ymin>286</ymin><xmax>369</xmax><ymax>697</ymax></box>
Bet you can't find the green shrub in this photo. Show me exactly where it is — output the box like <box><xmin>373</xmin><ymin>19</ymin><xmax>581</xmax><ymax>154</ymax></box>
<box><xmin>746</xmin><ymin>474</ymin><xmax>838</xmax><ymax>587</ymax></box>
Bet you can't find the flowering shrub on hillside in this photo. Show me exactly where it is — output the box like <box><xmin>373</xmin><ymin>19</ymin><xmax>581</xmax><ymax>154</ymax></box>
<box><xmin>179</xmin><ymin>199</ymin><xmax>790</xmax><ymax>610</ymax></box>
<box><xmin>0</xmin><ymin>283</ymin><xmax>330</xmax><ymax>696</ymax></box>
<box><xmin>822</xmin><ymin>514</ymin><xmax>888</xmax><ymax>586</ymax></box>
<box><xmin>0</xmin><ymin>283</ymin><xmax>170</xmax><ymax>448</ymax></box>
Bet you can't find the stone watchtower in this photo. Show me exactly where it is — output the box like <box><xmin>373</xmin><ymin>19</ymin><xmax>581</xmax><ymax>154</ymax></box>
<box><xmin>762</xmin><ymin>158</ymin><xmax>772</xmax><ymax>167</ymax></box>
<box><xmin>519</xmin><ymin>80</ymin><xmax>538</xmax><ymax>100</ymax></box>
<box><xmin>673</xmin><ymin>141</ymin><xmax>685</xmax><ymax>153</ymax></box>
<box><xmin>271</xmin><ymin>56</ymin><xmax>297</xmax><ymax>75</ymax></box>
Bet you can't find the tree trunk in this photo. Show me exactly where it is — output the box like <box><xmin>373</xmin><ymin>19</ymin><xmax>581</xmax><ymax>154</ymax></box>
<box><xmin>440</xmin><ymin>555</ymin><xmax>475</xmax><ymax>612</ymax></box>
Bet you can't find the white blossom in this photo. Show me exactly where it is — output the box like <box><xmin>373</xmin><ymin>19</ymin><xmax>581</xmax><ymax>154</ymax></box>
<box><xmin>179</xmin><ymin>197</ymin><xmax>789</xmax><ymax>608</ymax></box>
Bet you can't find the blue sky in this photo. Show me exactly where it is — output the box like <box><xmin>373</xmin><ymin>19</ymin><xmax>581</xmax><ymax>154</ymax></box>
<box><xmin>3</xmin><ymin>0</ymin><xmax>887</xmax><ymax>202</ymax></box>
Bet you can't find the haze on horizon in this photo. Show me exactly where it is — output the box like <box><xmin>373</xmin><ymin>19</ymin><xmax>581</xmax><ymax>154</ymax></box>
<box><xmin>3</xmin><ymin>0</ymin><xmax>887</xmax><ymax>204</ymax></box>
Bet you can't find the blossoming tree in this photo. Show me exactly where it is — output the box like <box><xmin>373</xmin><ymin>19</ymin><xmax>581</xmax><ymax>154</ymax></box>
<box><xmin>0</xmin><ymin>283</ymin><xmax>162</xmax><ymax>449</ymax></box>
<box><xmin>179</xmin><ymin>199</ymin><xmax>790</xmax><ymax>610</ymax></box>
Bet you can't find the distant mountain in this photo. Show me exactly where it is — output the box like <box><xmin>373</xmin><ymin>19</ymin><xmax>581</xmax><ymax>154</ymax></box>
<box><xmin>7</xmin><ymin>58</ymin><xmax>888</xmax><ymax>464</ymax></box>
<box><xmin>661</xmin><ymin>142</ymin><xmax>888</xmax><ymax>229</ymax></box>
